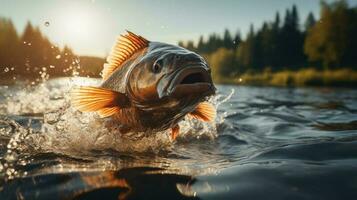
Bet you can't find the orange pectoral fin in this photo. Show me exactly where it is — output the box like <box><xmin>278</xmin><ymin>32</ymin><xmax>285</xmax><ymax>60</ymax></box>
<box><xmin>97</xmin><ymin>107</ymin><xmax>121</xmax><ymax>118</ymax></box>
<box><xmin>171</xmin><ymin>125</ymin><xmax>180</xmax><ymax>141</ymax></box>
<box><xmin>188</xmin><ymin>102</ymin><xmax>216</xmax><ymax>122</ymax></box>
<box><xmin>71</xmin><ymin>86</ymin><xmax>129</xmax><ymax>118</ymax></box>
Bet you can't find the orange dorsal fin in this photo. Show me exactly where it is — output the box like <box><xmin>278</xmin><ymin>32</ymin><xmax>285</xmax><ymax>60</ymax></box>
<box><xmin>102</xmin><ymin>31</ymin><xmax>149</xmax><ymax>80</ymax></box>
<box><xmin>71</xmin><ymin>86</ymin><xmax>129</xmax><ymax>118</ymax></box>
<box><xmin>171</xmin><ymin>125</ymin><xmax>180</xmax><ymax>141</ymax></box>
<box><xmin>188</xmin><ymin>102</ymin><xmax>216</xmax><ymax>122</ymax></box>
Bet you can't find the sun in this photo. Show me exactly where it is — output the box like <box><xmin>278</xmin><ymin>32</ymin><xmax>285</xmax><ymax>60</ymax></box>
<box><xmin>66</xmin><ymin>13</ymin><xmax>90</xmax><ymax>36</ymax></box>
<box><xmin>59</xmin><ymin>9</ymin><xmax>93</xmax><ymax>41</ymax></box>
<box><xmin>47</xmin><ymin>1</ymin><xmax>112</xmax><ymax>55</ymax></box>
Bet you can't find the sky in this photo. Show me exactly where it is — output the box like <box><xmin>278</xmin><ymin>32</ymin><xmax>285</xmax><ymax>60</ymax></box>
<box><xmin>1</xmin><ymin>0</ymin><xmax>356</xmax><ymax>56</ymax></box>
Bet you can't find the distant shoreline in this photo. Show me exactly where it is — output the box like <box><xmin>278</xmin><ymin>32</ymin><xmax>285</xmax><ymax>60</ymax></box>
<box><xmin>215</xmin><ymin>68</ymin><xmax>357</xmax><ymax>88</ymax></box>
<box><xmin>2</xmin><ymin>68</ymin><xmax>357</xmax><ymax>88</ymax></box>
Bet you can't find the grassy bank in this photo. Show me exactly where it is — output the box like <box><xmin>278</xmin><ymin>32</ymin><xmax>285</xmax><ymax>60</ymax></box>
<box><xmin>215</xmin><ymin>68</ymin><xmax>357</xmax><ymax>87</ymax></box>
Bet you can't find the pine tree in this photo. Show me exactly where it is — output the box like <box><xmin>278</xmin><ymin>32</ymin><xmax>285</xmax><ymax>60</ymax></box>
<box><xmin>233</xmin><ymin>31</ymin><xmax>242</xmax><ymax>50</ymax></box>
<box><xmin>305</xmin><ymin>12</ymin><xmax>316</xmax><ymax>31</ymax></box>
<box><xmin>197</xmin><ymin>36</ymin><xmax>205</xmax><ymax>52</ymax></box>
<box><xmin>0</xmin><ymin>18</ymin><xmax>19</xmax><ymax>73</ymax></box>
<box><xmin>223</xmin><ymin>29</ymin><xmax>233</xmax><ymax>49</ymax></box>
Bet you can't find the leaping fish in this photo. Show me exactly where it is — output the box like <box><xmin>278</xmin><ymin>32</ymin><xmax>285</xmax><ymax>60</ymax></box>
<box><xmin>71</xmin><ymin>31</ymin><xmax>216</xmax><ymax>140</ymax></box>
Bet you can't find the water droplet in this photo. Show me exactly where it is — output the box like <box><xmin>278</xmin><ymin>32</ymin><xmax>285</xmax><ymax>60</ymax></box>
<box><xmin>4</xmin><ymin>152</ymin><xmax>18</xmax><ymax>162</ymax></box>
<box><xmin>42</xmin><ymin>67</ymin><xmax>47</xmax><ymax>71</ymax></box>
<box><xmin>49</xmin><ymin>65</ymin><xmax>55</xmax><ymax>69</ymax></box>
<box><xmin>56</xmin><ymin>55</ymin><xmax>61</xmax><ymax>59</ymax></box>
<box><xmin>4</xmin><ymin>67</ymin><xmax>9</xmax><ymax>72</ymax></box>
<box><xmin>10</xmin><ymin>67</ymin><xmax>14</xmax><ymax>71</ymax></box>
<box><xmin>239</xmin><ymin>78</ymin><xmax>243</xmax><ymax>82</ymax></box>
<box><xmin>44</xmin><ymin>21</ymin><xmax>50</xmax><ymax>27</ymax></box>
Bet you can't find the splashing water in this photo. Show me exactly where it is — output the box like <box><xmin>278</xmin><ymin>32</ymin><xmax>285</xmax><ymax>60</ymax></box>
<box><xmin>0</xmin><ymin>77</ymin><xmax>229</xmax><ymax>181</ymax></box>
<box><xmin>1</xmin><ymin>77</ymin><xmax>357</xmax><ymax>199</ymax></box>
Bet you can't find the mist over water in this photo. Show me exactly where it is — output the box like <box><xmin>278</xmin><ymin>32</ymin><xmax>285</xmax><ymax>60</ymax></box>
<box><xmin>1</xmin><ymin>78</ymin><xmax>357</xmax><ymax>199</ymax></box>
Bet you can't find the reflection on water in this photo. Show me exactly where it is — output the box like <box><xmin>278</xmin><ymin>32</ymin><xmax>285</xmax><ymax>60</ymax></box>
<box><xmin>1</xmin><ymin>78</ymin><xmax>357</xmax><ymax>199</ymax></box>
<box><xmin>2</xmin><ymin>167</ymin><xmax>199</xmax><ymax>200</ymax></box>
<box><xmin>314</xmin><ymin>120</ymin><xmax>357</xmax><ymax>131</ymax></box>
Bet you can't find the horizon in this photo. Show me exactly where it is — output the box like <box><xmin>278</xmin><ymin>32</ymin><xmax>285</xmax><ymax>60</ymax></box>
<box><xmin>1</xmin><ymin>0</ymin><xmax>356</xmax><ymax>57</ymax></box>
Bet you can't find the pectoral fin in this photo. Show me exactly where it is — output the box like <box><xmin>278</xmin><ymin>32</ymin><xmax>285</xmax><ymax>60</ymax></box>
<box><xmin>97</xmin><ymin>107</ymin><xmax>121</xmax><ymax>118</ymax></box>
<box><xmin>171</xmin><ymin>125</ymin><xmax>180</xmax><ymax>141</ymax></box>
<box><xmin>71</xmin><ymin>86</ymin><xmax>129</xmax><ymax>118</ymax></box>
<box><xmin>188</xmin><ymin>102</ymin><xmax>216</xmax><ymax>122</ymax></box>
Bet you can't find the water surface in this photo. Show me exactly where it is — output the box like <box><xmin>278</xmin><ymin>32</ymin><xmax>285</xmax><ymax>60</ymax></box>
<box><xmin>1</xmin><ymin>78</ymin><xmax>357</xmax><ymax>199</ymax></box>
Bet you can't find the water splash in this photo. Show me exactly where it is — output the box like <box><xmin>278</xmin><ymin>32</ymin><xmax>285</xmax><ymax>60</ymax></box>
<box><xmin>0</xmin><ymin>78</ymin><xmax>232</xmax><ymax>181</ymax></box>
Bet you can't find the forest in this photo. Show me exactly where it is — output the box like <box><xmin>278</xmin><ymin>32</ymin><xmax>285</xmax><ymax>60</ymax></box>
<box><xmin>179</xmin><ymin>1</ymin><xmax>357</xmax><ymax>86</ymax></box>
<box><xmin>0</xmin><ymin>1</ymin><xmax>357</xmax><ymax>86</ymax></box>
<box><xmin>0</xmin><ymin>20</ymin><xmax>104</xmax><ymax>84</ymax></box>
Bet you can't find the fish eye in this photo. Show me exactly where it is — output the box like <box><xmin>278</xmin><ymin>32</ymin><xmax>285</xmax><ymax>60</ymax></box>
<box><xmin>152</xmin><ymin>61</ymin><xmax>162</xmax><ymax>73</ymax></box>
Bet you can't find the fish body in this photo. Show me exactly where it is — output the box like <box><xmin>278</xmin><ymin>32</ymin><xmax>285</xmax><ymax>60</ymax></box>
<box><xmin>72</xmin><ymin>31</ymin><xmax>216</xmax><ymax>139</ymax></box>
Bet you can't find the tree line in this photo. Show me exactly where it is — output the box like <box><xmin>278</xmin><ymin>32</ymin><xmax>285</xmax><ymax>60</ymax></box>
<box><xmin>179</xmin><ymin>1</ymin><xmax>357</xmax><ymax>80</ymax></box>
<box><xmin>1</xmin><ymin>1</ymin><xmax>356</xmax><ymax>84</ymax></box>
<box><xmin>0</xmin><ymin>19</ymin><xmax>104</xmax><ymax>82</ymax></box>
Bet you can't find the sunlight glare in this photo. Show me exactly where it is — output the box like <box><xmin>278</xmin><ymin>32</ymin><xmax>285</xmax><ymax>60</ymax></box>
<box><xmin>60</xmin><ymin>9</ymin><xmax>92</xmax><ymax>41</ymax></box>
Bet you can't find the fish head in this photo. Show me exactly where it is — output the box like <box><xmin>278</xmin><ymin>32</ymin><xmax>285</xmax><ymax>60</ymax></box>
<box><xmin>127</xmin><ymin>42</ymin><xmax>215</xmax><ymax>110</ymax></box>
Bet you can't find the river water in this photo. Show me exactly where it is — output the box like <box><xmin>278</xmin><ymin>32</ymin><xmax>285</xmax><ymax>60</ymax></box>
<box><xmin>0</xmin><ymin>77</ymin><xmax>357</xmax><ymax>199</ymax></box>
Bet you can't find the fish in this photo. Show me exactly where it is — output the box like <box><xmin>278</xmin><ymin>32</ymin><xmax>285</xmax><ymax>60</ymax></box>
<box><xmin>71</xmin><ymin>31</ymin><xmax>216</xmax><ymax>140</ymax></box>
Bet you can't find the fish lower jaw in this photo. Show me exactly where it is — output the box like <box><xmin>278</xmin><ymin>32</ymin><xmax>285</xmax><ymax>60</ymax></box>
<box><xmin>170</xmin><ymin>83</ymin><xmax>215</xmax><ymax>98</ymax></box>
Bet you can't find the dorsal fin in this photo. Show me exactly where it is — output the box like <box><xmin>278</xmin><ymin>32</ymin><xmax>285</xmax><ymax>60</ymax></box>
<box><xmin>102</xmin><ymin>31</ymin><xmax>149</xmax><ymax>80</ymax></box>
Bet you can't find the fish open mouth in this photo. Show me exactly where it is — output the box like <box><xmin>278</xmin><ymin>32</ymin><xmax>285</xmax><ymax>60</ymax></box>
<box><xmin>167</xmin><ymin>66</ymin><xmax>216</xmax><ymax>98</ymax></box>
<box><xmin>179</xmin><ymin>72</ymin><xmax>208</xmax><ymax>84</ymax></box>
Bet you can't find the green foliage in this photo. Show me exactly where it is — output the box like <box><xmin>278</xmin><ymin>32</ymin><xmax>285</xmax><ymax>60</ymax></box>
<box><xmin>305</xmin><ymin>12</ymin><xmax>316</xmax><ymax>31</ymax></box>
<box><xmin>179</xmin><ymin>30</ymin><xmax>241</xmax><ymax>54</ymax></box>
<box><xmin>1</xmin><ymin>0</ymin><xmax>356</xmax><ymax>87</ymax></box>
<box><xmin>207</xmin><ymin>48</ymin><xmax>237</xmax><ymax>82</ymax></box>
<box><xmin>304</xmin><ymin>1</ymin><xmax>356</xmax><ymax>69</ymax></box>
<box><xmin>179</xmin><ymin>1</ymin><xmax>357</xmax><ymax>86</ymax></box>
<box><xmin>239</xmin><ymin>68</ymin><xmax>357</xmax><ymax>87</ymax></box>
